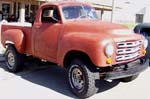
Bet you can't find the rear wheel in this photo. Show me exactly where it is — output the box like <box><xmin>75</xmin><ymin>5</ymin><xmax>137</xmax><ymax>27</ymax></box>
<box><xmin>5</xmin><ymin>45</ymin><xmax>24</xmax><ymax>72</ymax></box>
<box><xmin>67</xmin><ymin>59</ymin><xmax>99</xmax><ymax>98</ymax></box>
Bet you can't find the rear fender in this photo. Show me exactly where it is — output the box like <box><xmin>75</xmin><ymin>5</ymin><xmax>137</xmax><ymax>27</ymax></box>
<box><xmin>2</xmin><ymin>29</ymin><xmax>25</xmax><ymax>53</ymax></box>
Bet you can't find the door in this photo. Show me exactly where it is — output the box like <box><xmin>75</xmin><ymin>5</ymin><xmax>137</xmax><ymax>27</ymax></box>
<box><xmin>33</xmin><ymin>6</ymin><xmax>62</xmax><ymax>62</ymax></box>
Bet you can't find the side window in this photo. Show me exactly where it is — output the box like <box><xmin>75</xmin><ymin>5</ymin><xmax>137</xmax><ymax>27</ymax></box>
<box><xmin>41</xmin><ymin>6</ymin><xmax>60</xmax><ymax>23</ymax></box>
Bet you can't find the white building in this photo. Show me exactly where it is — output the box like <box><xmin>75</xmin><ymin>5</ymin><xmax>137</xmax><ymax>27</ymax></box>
<box><xmin>113</xmin><ymin>0</ymin><xmax>150</xmax><ymax>23</ymax></box>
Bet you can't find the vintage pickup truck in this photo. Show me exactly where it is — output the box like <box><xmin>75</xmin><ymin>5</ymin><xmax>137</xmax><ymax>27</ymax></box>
<box><xmin>1</xmin><ymin>1</ymin><xmax>149</xmax><ymax>98</ymax></box>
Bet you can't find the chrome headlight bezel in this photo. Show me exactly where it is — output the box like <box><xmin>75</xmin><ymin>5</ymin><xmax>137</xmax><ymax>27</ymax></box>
<box><xmin>105</xmin><ymin>43</ymin><xmax>114</xmax><ymax>57</ymax></box>
<box><xmin>143</xmin><ymin>39</ymin><xmax>148</xmax><ymax>49</ymax></box>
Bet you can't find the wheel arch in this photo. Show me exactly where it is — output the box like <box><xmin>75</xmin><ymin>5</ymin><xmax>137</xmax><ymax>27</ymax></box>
<box><xmin>2</xmin><ymin>29</ymin><xmax>25</xmax><ymax>53</ymax></box>
<box><xmin>63</xmin><ymin>50</ymin><xmax>96</xmax><ymax>69</ymax></box>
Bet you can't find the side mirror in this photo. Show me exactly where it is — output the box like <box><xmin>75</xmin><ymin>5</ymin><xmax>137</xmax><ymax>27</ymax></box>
<box><xmin>49</xmin><ymin>10</ymin><xmax>59</xmax><ymax>23</ymax></box>
<box><xmin>49</xmin><ymin>10</ymin><xmax>53</xmax><ymax>18</ymax></box>
<box><xmin>42</xmin><ymin>9</ymin><xmax>60</xmax><ymax>23</ymax></box>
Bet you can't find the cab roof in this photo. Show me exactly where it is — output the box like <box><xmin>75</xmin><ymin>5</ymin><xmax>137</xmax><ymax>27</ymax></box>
<box><xmin>41</xmin><ymin>1</ymin><xmax>91</xmax><ymax>7</ymax></box>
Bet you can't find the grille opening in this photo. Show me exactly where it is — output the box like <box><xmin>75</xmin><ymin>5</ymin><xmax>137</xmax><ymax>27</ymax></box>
<box><xmin>126</xmin><ymin>49</ymin><xmax>131</xmax><ymax>51</ymax></box>
<box><xmin>118</xmin><ymin>44</ymin><xmax>124</xmax><ymax>46</ymax></box>
<box><xmin>127</xmin><ymin>43</ymin><xmax>132</xmax><ymax>45</ymax></box>
<box><xmin>118</xmin><ymin>50</ymin><xmax>122</xmax><ymax>52</ymax></box>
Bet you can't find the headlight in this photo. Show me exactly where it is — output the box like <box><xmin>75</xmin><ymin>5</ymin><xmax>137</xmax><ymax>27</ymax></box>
<box><xmin>105</xmin><ymin>43</ymin><xmax>114</xmax><ymax>57</ymax></box>
<box><xmin>143</xmin><ymin>39</ymin><xmax>148</xmax><ymax>49</ymax></box>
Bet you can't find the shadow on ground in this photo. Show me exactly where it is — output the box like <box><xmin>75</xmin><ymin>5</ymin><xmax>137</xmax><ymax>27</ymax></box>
<box><xmin>0</xmin><ymin>55</ymin><xmax>120</xmax><ymax>98</ymax></box>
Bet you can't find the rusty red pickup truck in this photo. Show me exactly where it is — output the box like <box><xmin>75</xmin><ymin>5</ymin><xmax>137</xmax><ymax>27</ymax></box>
<box><xmin>1</xmin><ymin>1</ymin><xmax>149</xmax><ymax>98</ymax></box>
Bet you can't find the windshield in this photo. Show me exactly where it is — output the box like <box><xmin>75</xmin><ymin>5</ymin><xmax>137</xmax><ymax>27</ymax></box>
<box><xmin>62</xmin><ymin>5</ymin><xmax>98</xmax><ymax>20</ymax></box>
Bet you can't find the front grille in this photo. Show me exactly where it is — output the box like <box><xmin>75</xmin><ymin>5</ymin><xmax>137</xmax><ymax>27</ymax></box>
<box><xmin>116</xmin><ymin>40</ymin><xmax>143</xmax><ymax>62</ymax></box>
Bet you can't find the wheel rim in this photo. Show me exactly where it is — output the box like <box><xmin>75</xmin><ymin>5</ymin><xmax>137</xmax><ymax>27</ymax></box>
<box><xmin>71</xmin><ymin>65</ymin><xmax>85</xmax><ymax>90</ymax></box>
<box><xmin>7</xmin><ymin>51</ymin><xmax>15</xmax><ymax>68</ymax></box>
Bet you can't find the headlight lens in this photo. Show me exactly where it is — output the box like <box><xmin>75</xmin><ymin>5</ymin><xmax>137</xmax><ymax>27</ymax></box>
<box><xmin>105</xmin><ymin>43</ymin><xmax>114</xmax><ymax>57</ymax></box>
<box><xmin>143</xmin><ymin>39</ymin><xmax>148</xmax><ymax>49</ymax></box>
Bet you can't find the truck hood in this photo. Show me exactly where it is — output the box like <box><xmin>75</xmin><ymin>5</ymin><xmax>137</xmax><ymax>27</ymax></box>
<box><xmin>64</xmin><ymin>20</ymin><xmax>143</xmax><ymax>42</ymax></box>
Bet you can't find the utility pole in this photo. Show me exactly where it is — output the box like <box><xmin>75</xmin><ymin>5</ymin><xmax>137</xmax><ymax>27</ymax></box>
<box><xmin>111</xmin><ymin>0</ymin><xmax>115</xmax><ymax>23</ymax></box>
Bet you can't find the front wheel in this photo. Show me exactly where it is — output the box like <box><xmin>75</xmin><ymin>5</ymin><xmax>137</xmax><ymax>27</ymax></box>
<box><xmin>5</xmin><ymin>45</ymin><xmax>24</xmax><ymax>72</ymax></box>
<box><xmin>67</xmin><ymin>59</ymin><xmax>99</xmax><ymax>98</ymax></box>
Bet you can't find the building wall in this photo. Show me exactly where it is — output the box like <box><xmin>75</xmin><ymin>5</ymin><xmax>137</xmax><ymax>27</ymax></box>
<box><xmin>76</xmin><ymin>0</ymin><xmax>113</xmax><ymax>6</ymax></box>
<box><xmin>143</xmin><ymin>7</ymin><xmax>150</xmax><ymax>22</ymax></box>
<box><xmin>113</xmin><ymin>0</ymin><xmax>150</xmax><ymax>24</ymax></box>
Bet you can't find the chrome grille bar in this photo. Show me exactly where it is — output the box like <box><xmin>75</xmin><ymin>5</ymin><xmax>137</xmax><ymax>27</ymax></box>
<box><xmin>116</xmin><ymin>52</ymin><xmax>140</xmax><ymax>61</ymax></box>
<box><xmin>117</xmin><ymin>46</ymin><xmax>141</xmax><ymax>54</ymax></box>
<box><xmin>117</xmin><ymin>40</ymin><xmax>143</xmax><ymax>48</ymax></box>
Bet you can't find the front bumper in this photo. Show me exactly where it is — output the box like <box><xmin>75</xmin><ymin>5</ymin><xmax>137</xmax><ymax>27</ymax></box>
<box><xmin>101</xmin><ymin>59</ymin><xmax>149</xmax><ymax>80</ymax></box>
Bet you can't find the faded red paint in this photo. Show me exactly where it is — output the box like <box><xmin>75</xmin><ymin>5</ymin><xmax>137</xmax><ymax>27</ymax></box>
<box><xmin>1</xmin><ymin>1</ymin><xmax>145</xmax><ymax>67</ymax></box>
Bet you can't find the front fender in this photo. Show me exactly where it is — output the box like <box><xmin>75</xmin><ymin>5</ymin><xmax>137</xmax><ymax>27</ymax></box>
<box><xmin>57</xmin><ymin>32</ymin><xmax>112</xmax><ymax>67</ymax></box>
<box><xmin>2</xmin><ymin>29</ymin><xmax>25</xmax><ymax>53</ymax></box>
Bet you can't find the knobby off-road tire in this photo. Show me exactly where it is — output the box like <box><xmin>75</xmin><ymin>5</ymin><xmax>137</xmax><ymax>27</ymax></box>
<box><xmin>67</xmin><ymin>59</ymin><xmax>99</xmax><ymax>98</ymax></box>
<box><xmin>119</xmin><ymin>75</ymin><xmax>139</xmax><ymax>82</ymax></box>
<box><xmin>5</xmin><ymin>45</ymin><xmax>24</xmax><ymax>72</ymax></box>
